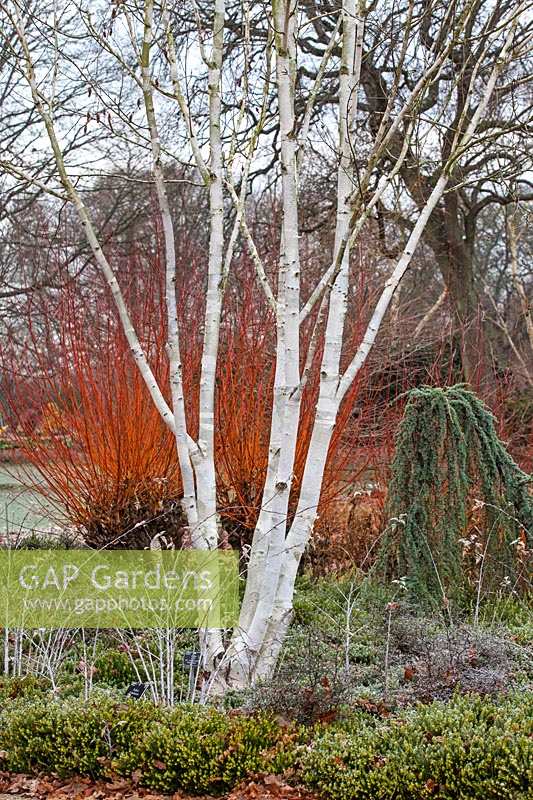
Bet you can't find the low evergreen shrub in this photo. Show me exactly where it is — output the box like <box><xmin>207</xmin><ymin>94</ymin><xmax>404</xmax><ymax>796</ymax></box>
<box><xmin>0</xmin><ymin>697</ymin><xmax>301</xmax><ymax>794</ymax></box>
<box><xmin>92</xmin><ymin>648</ymin><xmax>138</xmax><ymax>687</ymax></box>
<box><xmin>301</xmin><ymin>693</ymin><xmax>533</xmax><ymax>799</ymax></box>
<box><xmin>0</xmin><ymin>692</ymin><xmax>530</xmax><ymax>797</ymax></box>
<box><xmin>0</xmin><ymin>675</ymin><xmax>50</xmax><ymax>704</ymax></box>
<box><xmin>0</xmin><ymin>696</ymin><xmax>117</xmax><ymax>776</ymax></box>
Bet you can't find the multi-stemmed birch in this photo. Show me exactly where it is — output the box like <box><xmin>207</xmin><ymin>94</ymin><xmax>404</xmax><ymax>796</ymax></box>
<box><xmin>0</xmin><ymin>0</ymin><xmax>528</xmax><ymax>689</ymax></box>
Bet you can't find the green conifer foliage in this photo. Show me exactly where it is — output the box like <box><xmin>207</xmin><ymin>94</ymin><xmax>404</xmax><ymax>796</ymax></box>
<box><xmin>379</xmin><ymin>385</ymin><xmax>532</xmax><ymax>604</ymax></box>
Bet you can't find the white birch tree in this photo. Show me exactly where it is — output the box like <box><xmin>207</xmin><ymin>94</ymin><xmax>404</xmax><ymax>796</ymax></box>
<box><xmin>0</xmin><ymin>0</ymin><xmax>528</xmax><ymax>689</ymax></box>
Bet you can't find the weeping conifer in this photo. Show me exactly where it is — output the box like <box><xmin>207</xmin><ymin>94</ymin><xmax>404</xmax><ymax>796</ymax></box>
<box><xmin>379</xmin><ymin>385</ymin><xmax>532</xmax><ymax>604</ymax></box>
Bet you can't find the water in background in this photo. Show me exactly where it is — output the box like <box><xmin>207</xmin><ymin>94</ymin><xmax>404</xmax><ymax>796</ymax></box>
<box><xmin>0</xmin><ymin>463</ymin><xmax>66</xmax><ymax>537</ymax></box>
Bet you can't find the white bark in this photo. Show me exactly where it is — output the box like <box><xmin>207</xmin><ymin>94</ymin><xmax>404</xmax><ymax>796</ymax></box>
<box><xmin>228</xmin><ymin>0</ymin><xmax>302</xmax><ymax>685</ymax></box>
<box><xmin>4</xmin><ymin>0</ymin><xmax>527</xmax><ymax>693</ymax></box>
<box><xmin>194</xmin><ymin>0</ymin><xmax>225</xmax><ymax>555</ymax></box>
<box><xmin>162</xmin><ymin>4</ymin><xmax>211</xmax><ymax>186</ymax></box>
<box><xmin>140</xmin><ymin>0</ymin><xmax>198</xmax><ymax>527</ymax></box>
<box><xmin>255</xmin><ymin>173</ymin><xmax>451</xmax><ymax>676</ymax></box>
<box><xmin>299</xmin><ymin>131</ymin><xmax>412</xmax><ymax>324</ymax></box>
<box><xmin>142</xmin><ymin>0</ymin><xmax>228</xmax><ymax>670</ymax></box>
<box><xmin>247</xmin><ymin>0</ymin><xmax>363</xmax><ymax>681</ymax></box>
<box><xmin>250</xmin><ymin>7</ymin><xmax>523</xmax><ymax>677</ymax></box>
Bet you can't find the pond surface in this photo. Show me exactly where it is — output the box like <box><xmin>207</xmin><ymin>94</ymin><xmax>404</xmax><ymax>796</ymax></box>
<box><xmin>0</xmin><ymin>462</ymin><xmax>66</xmax><ymax>536</ymax></box>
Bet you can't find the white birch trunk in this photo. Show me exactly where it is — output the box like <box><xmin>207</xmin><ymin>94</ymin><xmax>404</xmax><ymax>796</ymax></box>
<box><xmin>255</xmin><ymin>174</ymin><xmax>451</xmax><ymax>676</ymax></box>
<box><xmin>227</xmin><ymin>0</ymin><xmax>301</xmax><ymax>686</ymax></box>
<box><xmin>193</xmin><ymin>0</ymin><xmax>227</xmax><ymax>673</ymax></box>
<box><xmin>253</xmin><ymin>0</ymin><xmax>362</xmax><ymax>678</ymax></box>
<box><xmin>194</xmin><ymin>0</ymin><xmax>225</xmax><ymax>555</ymax></box>
<box><xmin>140</xmin><ymin>0</ymin><xmax>199</xmax><ymax>529</ymax></box>
<box><xmin>250</xmin><ymin>8</ymin><xmax>522</xmax><ymax>679</ymax></box>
